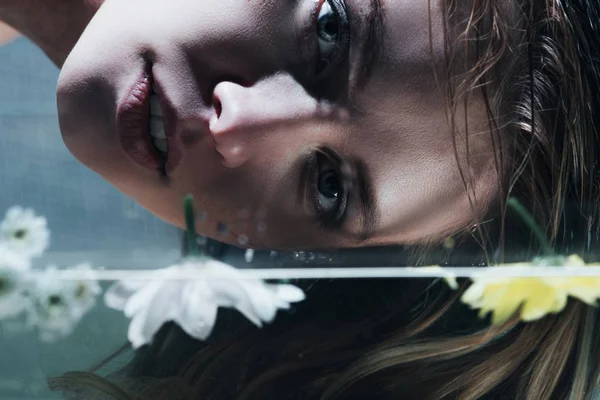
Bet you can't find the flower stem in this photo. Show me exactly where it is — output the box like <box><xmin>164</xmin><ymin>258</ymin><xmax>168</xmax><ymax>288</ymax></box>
<box><xmin>184</xmin><ymin>195</ymin><xmax>199</xmax><ymax>257</ymax></box>
<box><xmin>507</xmin><ymin>197</ymin><xmax>554</xmax><ymax>256</ymax></box>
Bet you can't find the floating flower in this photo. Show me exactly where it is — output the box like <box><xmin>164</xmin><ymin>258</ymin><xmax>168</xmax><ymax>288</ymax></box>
<box><xmin>0</xmin><ymin>247</ymin><xmax>31</xmax><ymax>320</ymax></box>
<box><xmin>105</xmin><ymin>258</ymin><xmax>306</xmax><ymax>349</ymax></box>
<box><xmin>26</xmin><ymin>266</ymin><xmax>96</xmax><ymax>342</ymax></box>
<box><xmin>0</xmin><ymin>206</ymin><xmax>50</xmax><ymax>259</ymax></box>
<box><xmin>67</xmin><ymin>263</ymin><xmax>102</xmax><ymax>319</ymax></box>
<box><xmin>457</xmin><ymin>255</ymin><xmax>600</xmax><ymax>326</ymax></box>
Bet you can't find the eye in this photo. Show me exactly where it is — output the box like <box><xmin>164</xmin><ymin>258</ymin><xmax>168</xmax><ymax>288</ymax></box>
<box><xmin>309</xmin><ymin>148</ymin><xmax>349</xmax><ymax>228</ymax></box>
<box><xmin>314</xmin><ymin>0</ymin><xmax>350</xmax><ymax>74</ymax></box>
<box><xmin>317</xmin><ymin>1</ymin><xmax>337</xmax><ymax>61</ymax></box>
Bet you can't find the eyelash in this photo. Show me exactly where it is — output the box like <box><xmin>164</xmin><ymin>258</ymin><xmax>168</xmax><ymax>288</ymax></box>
<box><xmin>306</xmin><ymin>147</ymin><xmax>350</xmax><ymax>230</ymax></box>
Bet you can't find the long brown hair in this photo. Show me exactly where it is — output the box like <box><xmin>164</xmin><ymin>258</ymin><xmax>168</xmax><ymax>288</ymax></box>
<box><xmin>448</xmin><ymin>0</ymin><xmax>600</xmax><ymax>258</ymax></box>
<box><xmin>48</xmin><ymin>279</ymin><xmax>600</xmax><ymax>399</ymax></box>
<box><xmin>47</xmin><ymin>0</ymin><xmax>600</xmax><ymax>398</ymax></box>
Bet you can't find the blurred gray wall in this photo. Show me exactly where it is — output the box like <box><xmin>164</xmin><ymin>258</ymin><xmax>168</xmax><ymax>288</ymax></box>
<box><xmin>0</xmin><ymin>37</ymin><xmax>182</xmax><ymax>399</ymax></box>
<box><xmin>0</xmin><ymin>37</ymin><xmax>181</xmax><ymax>268</ymax></box>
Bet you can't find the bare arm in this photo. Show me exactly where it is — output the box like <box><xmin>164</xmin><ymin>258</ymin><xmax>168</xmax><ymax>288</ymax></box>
<box><xmin>0</xmin><ymin>0</ymin><xmax>102</xmax><ymax>67</ymax></box>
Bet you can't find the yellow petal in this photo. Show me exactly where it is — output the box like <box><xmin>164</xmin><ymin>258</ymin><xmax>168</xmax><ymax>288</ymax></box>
<box><xmin>520</xmin><ymin>284</ymin><xmax>568</xmax><ymax>321</ymax></box>
<box><xmin>463</xmin><ymin>279</ymin><xmax>523</xmax><ymax>325</ymax></box>
<box><xmin>461</xmin><ymin>281</ymin><xmax>486</xmax><ymax>306</ymax></box>
<box><xmin>444</xmin><ymin>276</ymin><xmax>459</xmax><ymax>290</ymax></box>
<box><xmin>458</xmin><ymin>255</ymin><xmax>600</xmax><ymax>327</ymax></box>
<box><xmin>548</xmin><ymin>277</ymin><xmax>600</xmax><ymax>305</ymax></box>
<box><xmin>488</xmin><ymin>283</ymin><xmax>528</xmax><ymax>325</ymax></box>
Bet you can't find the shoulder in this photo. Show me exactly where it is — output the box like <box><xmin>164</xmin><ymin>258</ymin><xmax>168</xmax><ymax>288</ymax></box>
<box><xmin>0</xmin><ymin>21</ymin><xmax>19</xmax><ymax>46</ymax></box>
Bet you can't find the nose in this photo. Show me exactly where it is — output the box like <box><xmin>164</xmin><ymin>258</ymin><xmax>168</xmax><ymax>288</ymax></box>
<box><xmin>209</xmin><ymin>73</ymin><xmax>330</xmax><ymax>168</ymax></box>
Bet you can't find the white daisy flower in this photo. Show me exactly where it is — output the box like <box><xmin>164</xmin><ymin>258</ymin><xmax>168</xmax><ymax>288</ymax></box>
<box><xmin>104</xmin><ymin>258</ymin><xmax>306</xmax><ymax>349</ymax></box>
<box><xmin>67</xmin><ymin>263</ymin><xmax>102</xmax><ymax>319</ymax></box>
<box><xmin>0</xmin><ymin>206</ymin><xmax>50</xmax><ymax>259</ymax></box>
<box><xmin>0</xmin><ymin>247</ymin><xmax>31</xmax><ymax>320</ymax></box>
<box><xmin>27</xmin><ymin>267</ymin><xmax>80</xmax><ymax>342</ymax></box>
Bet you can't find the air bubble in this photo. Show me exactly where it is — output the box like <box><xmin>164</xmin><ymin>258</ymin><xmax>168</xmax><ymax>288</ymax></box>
<box><xmin>237</xmin><ymin>234</ymin><xmax>249</xmax><ymax>246</ymax></box>
<box><xmin>443</xmin><ymin>237</ymin><xmax>455</xmax><ymax>250</ymax></box>
<box><xmin>245</xmin><ymin>249</ymin><xmax>255</xmax><ymax>263</ymax></box>
<box><xmin>293</xmin><ymin>251</ymin><xmax>316</xmax><ymax>262</ymax></box>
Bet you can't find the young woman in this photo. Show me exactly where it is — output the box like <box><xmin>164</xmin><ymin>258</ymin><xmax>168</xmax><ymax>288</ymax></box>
<box><xmin>1</xmin><ymin>0</ymin><xmax>512</xmax><ymax>251</ymax></box>
<box><xmin>2</xmin><ymin>0</ymin><xmax>600</xmax><ymax>398</ymax></box>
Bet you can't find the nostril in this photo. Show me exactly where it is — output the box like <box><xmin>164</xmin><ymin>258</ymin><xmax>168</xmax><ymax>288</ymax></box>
<box><xmin>213</xmin><ymin>94</ymin><xmax>222</xmax><ymax>119</ymax></box>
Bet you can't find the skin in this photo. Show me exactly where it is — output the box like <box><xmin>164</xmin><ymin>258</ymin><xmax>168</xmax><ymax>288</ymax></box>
<box><xmin>0</xmin><ymin>21</ymin><xmax>18</xmax><ymax>45</ymax></box>
<box><xmin>1</xmin><ymin>0</ymin><xmax>500</xmax><ymax>250</ymax></box>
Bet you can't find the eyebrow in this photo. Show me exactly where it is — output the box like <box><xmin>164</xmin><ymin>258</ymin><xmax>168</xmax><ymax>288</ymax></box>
<box><xmin>356</xmin><ymin>0</ymin><xmax>385</xmax><ymax>88</ymax></box>
<box><xmin>352</xmin><ymin>159</ymin><xmax>379</xmax><ymax>242</ymax></box>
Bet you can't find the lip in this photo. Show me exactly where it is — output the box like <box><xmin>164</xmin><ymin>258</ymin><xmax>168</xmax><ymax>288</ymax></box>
<box><xmin>116</xmin><ymin>67</ymin><xmax>183</xmax><ymax>174</ymax></box>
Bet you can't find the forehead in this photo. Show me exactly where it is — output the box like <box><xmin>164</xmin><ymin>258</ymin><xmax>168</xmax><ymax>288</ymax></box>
<box><xmin>335</xmin><ymin>0</ymin><xmax>496</xmax><ymax>245</ymax></box>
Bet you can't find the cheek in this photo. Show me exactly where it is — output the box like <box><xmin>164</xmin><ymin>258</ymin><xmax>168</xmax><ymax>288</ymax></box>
<box><xmin>352</xmin><ymin>94</ymin><xmax>497</xmax><ymax>243</ymax></box>
<box><xmin>366</xmin><ymin>160</ymin><xmax>466</xmax><ymax>244</ymax></box>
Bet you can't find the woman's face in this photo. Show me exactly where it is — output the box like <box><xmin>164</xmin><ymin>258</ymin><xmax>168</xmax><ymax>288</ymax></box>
<box><xmin>57</xmin><ymin>0</ymin><xmax>498</xmax><ymax>250</ymax></box>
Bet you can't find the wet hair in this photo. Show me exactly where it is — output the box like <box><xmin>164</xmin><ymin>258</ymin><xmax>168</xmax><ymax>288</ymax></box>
<box><xmin>48</xmin><ymin>279</ymin><xmax>600</xmax><ymax>400</ymax></box>
<box><xmin>448</xmin><ymin>0</ymin><xmax>600</xmax><ymax>258</ymax></box>
<box><xmin>47</xmin><ymin>0</ymin><xmax>600</xmax><ymax>398</ymax></box>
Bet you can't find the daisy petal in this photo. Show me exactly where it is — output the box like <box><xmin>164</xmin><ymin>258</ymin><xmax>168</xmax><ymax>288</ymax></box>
<box><xmin>270</xmin><ymin>284</ymin><xmax>306</xmax><ymax>303</ymax></box>
<box><xmin>104</xmin><ymin>280</ymin><xmax>151</xmax><ymax>311</ymax></box>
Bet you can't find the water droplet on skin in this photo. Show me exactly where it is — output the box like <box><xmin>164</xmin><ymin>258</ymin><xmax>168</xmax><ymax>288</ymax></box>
<box><xmin>245</xmin><ymin>249</ymin><xmax>255</xmax><ymax>263</ymax></box>
<box><xmin>231</xmin><ymin>146</ymin><xmax>243</xmax><ymax>155</ymax></box>
<box><xmin>237</xmin><ymin>234</ymin><xmax>249</xmax><ymax>246</ymax></box>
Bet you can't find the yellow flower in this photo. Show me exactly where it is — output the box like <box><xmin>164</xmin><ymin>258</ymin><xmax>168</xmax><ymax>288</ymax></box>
<box><xmin>459</xmin><ymin>255</ymin><xmax>600</xmax><ymax>326</ymax></box>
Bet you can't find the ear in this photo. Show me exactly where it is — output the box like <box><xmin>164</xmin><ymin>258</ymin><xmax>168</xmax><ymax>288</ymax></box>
<box><xmin>0</xmin><ymin>21</ymin><xmax>19</xmax><ymax>46</ymax></box>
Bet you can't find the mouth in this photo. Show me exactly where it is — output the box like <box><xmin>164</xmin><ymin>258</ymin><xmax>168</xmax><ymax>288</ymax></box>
<box><xmin>116</xmin><ymin>68</ymin><xmax>180</xmax><ymax>175</ymax></box>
